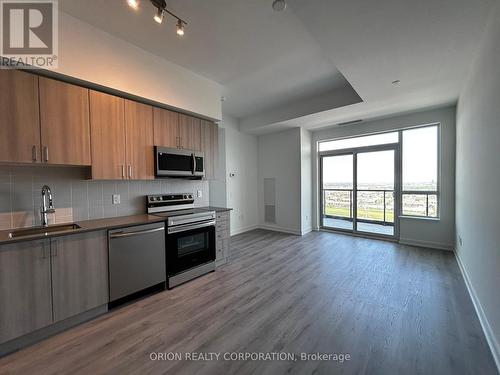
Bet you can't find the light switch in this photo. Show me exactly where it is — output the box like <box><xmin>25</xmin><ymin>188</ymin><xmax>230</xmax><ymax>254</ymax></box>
<box><xmin>197</xmin><ymin>190</ymin><xmax>202</xmax><ymax>198</ymax></box>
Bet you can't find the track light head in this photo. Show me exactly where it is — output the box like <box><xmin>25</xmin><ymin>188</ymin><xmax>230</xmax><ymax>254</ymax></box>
<box><xmin>153</xmin><ymin>7</ymin><xmax>163</xmax><ymax>24</ymax></box>
<box><xmin>176</xmin><ymin>19</ymin><xmax>185</xmax><ymax>36</ymax></box>
<box><xmin>127</xmin><ymin>0</ymin><xmax>139</xmax><ymax>10</ymax></box>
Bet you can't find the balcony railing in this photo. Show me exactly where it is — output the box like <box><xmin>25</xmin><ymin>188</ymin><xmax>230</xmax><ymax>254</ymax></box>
<box><xmin>323</xmin><ymin>188</ymin><xmax>439</xmax><ymax>224</ymax></box>
<box><xmin>322</xmin><ymin>189</ymin><xmax>394</xmax><ymax>226</ymax></box>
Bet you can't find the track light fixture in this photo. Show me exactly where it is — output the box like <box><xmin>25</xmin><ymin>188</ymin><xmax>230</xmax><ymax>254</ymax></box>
<box><xmin>127</xmin><ymin>0</ymin><xmax>139</xmax><ymax>10</ymax></box>
<box><xmin>153</xmin><ymin>7</ymin><xmax>163</xmax><ymax>24</ymax></box>
<box><xmin>176</xmin><ymin>19</ymin><xmax>185</xmax><ymax>36</ymax></box>
<box><xmin>127</xmin><ymin>0</ymin><xmax>187</xmax><ymax>36</ymax></box>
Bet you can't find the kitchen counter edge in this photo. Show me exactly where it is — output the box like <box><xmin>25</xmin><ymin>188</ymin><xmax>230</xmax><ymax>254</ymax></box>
<box><xmin>0</xmin><ymin>215</ymin><xmax>166</xmax><ymax>246</ymax></box>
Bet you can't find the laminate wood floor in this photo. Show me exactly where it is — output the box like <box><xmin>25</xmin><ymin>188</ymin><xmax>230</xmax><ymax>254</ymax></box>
<box><xmin>0</xmin><ymin>230</ymin><xmax>497</xmax><ymax>375</ymax></box>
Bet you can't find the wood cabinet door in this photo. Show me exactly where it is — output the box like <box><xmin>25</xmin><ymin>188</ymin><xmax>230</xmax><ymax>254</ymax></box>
<box><xmin>39</xmin><ymin>77</ymin><xmax>91</xmax><ymax>166</ymax></box>
<box><xmin>201</xmin><ymin>120</ymin><xmax>219</xmax><ymax>180</ymax></box>
<box><xmin>0</xmin><ymin>70</ymin><xmax>41</xmax><ymax>164</ymax></box>
<box><xmin>153</xmin><ymin>107</ymin><xmax>179</xmax><ymax>148</ymax></box>
<box><xmin>89</xmin><ymin>90</ymin><xmax>126</xmax><ymax>179</ymax></box>
<box><xmin>51</xmin><ymin>232</ymin><xmax>108</xmax><ymax>323</ymax></box>
<box><xmin>0</xmin><ymin>240</ymin><xmax>52</xmax><ymax>344</ymax></box>
<box><xmin>125</xmin><ymin>100</ymin><xmax>154</xmax><ymax>180</ymax></box>
<box><xmin>179</xmin><ymin>114</ymin><xmax>202</xmax><ymax>151</ymax></box>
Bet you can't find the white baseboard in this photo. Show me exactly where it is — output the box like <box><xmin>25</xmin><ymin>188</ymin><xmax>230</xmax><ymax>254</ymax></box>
<box><xmin>455</xmin><ymin>251</ymin><xmax>500</xmax><ymax>372</ymax></box>
<box><xmin>230</xmin><ymin>225</ymin><xmax>259</xmax><ymax>236</ymax></box>
<box><xmin>301</xmin><ymin>227</ymin><xmax>313</xmax><ymax>236</ymax></box>
<box><xmin>259</xmin><ymin>225</ymin><xmax>302</xmax><ymax>236</ymax></box>
<box><xmin>399</xmin><ymin>238</ymin><xmax>453</xmax><ymax>251</ymax></box>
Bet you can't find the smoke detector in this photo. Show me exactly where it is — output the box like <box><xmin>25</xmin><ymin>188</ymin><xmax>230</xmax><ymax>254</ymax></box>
<box><xmin>272</xmin><ymin>0</ymin><xmax>286</xmax><ymax>12</ymax></box>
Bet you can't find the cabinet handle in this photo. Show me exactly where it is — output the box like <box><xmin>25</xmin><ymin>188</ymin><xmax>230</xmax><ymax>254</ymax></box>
<box><xmin>128</xmin><ymin>165</ymin><xmax>132</xmax><ymax>179</ymax></box>
<box><xmin>121</xmin><ymin>165</ymin><xmax>125</xmax><ymax>179</ymax></box>
<box><xmin>32</xmin><ymin>145</ymin><xmax>37</xmax><ymax>162</ymax></box>
<box><xmin>52</xmin><ymin>240</ymin><xmax>58</xmax><ymax>257</ymax></box>
<box><xmin>43</xmin><ymin>146</ymin><xmax>49</xmax><ymax>162</ymax></box>
<box><xmin>41</xmin><ymin>242</ymin><xmax>48</xmax><ymax>259</ymax></box>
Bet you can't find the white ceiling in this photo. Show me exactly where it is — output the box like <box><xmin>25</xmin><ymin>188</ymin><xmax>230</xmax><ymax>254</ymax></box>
<box><xmin>60</xmin><ymin>0</ymin><xmax>495</xmax><ymax>134</ymax></box>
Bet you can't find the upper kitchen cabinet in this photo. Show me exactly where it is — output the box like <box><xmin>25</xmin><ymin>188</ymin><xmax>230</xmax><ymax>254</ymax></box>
<box><xmin>0</xmin><ymin>70</ymin><xmax>41</xmax><ymax>164</ymax></box>
<box><xmin>201</xmin><ymin>120</ymin><xmax>219</xmax><ymax>180</ymax></box>
<box><xmin>179</xmin><ymin>114</ymin><xmax>202</xmax><ymax>151</ymax></box>
<box><xmin>89</xmin><ymin>91</ymin><xmax>126</xmax><ymax>180</ymax></box>
<box><xmin>153</xmin><ymin>107</ymin><xmax>180</xmax><ymax>148</ymax></box>
<box><xmin>39</xmin><ymin>77</ymin><xmax>91</xmax><ymax>166</ymax></box>
<box><xmin>125</xmin><ymin>100</ymin><xmax>154</xmax><ymax>180</ymax></box>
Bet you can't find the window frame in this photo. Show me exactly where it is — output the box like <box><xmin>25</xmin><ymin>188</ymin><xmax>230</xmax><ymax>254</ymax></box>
<box><xmin>317</xmin><ymin>122</ymin><xmax>441</xmax><ymax>221</ymax></box>
<box><xmin>400</xmin><ymin>123</ymin><xmax>441</xmax><ymax>219</ymax></box>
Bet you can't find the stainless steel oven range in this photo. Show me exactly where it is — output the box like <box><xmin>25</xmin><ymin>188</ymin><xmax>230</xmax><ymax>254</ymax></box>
<box><xmin>147</xmin><ymin>193</ymin><xmax>216</xmax><ymax>288</ymax></box>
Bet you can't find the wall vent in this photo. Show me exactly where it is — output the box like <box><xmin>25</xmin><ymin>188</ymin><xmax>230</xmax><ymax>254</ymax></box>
<box><xmin>337</xmin><ymin>119</ymin><xmax>363</xmax><ymax>126</ymax></box>
<box><xmin>264</xmin><ymin>178</ymin><xmax>276</xmax><ymax>223</ymax></box>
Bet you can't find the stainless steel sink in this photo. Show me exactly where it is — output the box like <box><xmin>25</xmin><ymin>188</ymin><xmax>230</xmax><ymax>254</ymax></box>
<box><xmin>8</xmin><ymin>224</ymin><xmax>81</xmax><ymax>239</ymax></box>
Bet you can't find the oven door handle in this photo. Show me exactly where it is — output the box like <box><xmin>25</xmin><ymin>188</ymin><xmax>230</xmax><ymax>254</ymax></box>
<box><xmin>168</xmin><ymin>220</ymin><xmax>215</xmax><ymax>234</ymax></box>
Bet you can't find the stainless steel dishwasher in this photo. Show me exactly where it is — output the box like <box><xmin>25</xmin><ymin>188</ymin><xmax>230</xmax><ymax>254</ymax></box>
<box><xmin>108</xmin><ymin>222</ymin><xmax>166</xmax><ymax>303</ymax></box>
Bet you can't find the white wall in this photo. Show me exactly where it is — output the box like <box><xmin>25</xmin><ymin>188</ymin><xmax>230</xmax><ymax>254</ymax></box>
<box><xmin>215</xmin><ymin>115</ymin><xmax>259</xmax><ymax>235</ymax></box>
<box><xmin>300</xmin><ymin>129</ymin><xmax>313</xmax><ymax>234</ymax></box>
<box><xmin>455</xmin><ymin>3</ymin><xmax>500</xmax><ymax>367</ymax></box>
<box><xmin>258</xmin><ymin>128</ymin><xmax>302</xmax><ymax>234</ymax></box>
<box><xmin>57</xmin><ymin>12</ymin><xmax>222</xmax><ymax>120</ymax></box>
<box><xmin>312</xmin><ymin>106</ymin><xmax>456</xmax><ymax>250</ymax></box>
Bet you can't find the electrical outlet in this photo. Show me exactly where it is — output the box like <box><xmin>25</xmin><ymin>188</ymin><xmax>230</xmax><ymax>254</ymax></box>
<box><xmin>112</xmin><ymin>194</ymin><xmax>121</xmax><ymax>205</ymax></box>
<box><xmin>197</xmin><ymin>190</ymin><xmax>202</xmax><ymax>198</ymax></box>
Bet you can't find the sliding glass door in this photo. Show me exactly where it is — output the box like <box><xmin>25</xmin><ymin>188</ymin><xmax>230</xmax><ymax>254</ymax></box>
<box><xmin>320</xmin><ymin>145</ymin><xmax>399</xmax><ymax>239</ymax></box>
<box><xmin>321</xmin><ymin>154</ymin><xmax>354</xmax><ymax>231</ymax></box>
<box><xmin>356</xmin><ymin>149</ymin><xmax>395</xmax><ymax>236</ymax></box>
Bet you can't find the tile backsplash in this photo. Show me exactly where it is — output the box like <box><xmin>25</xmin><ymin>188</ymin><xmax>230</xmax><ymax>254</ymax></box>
<box><xmin>0</xmin><ymin>166</ymin><xmax>209</xmax><ymax>230</ymax></box>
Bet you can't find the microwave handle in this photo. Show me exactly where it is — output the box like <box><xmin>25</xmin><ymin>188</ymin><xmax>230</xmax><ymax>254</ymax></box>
<box><xmin>192</xmin><ymin>153</ymin><xmax>196</xmax><ymax>175</ymax></box>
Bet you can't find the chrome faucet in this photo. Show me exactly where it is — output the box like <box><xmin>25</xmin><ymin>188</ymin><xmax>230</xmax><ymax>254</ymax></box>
<box><xmin>41</xmin><ymin>185</ymin><xmax>56</xmax><ymax>227</ymax></box>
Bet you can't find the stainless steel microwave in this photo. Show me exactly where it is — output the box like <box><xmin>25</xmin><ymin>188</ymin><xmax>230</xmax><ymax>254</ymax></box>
<box><xmin>154</xmin><ymin>146</ymin><xmax>205</xmax><ymax>179</ymax></box>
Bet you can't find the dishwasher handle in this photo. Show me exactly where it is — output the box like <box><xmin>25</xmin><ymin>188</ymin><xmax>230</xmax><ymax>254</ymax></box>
<box><xmin>110</xmin><ymin>226</ymin><xmax>164</xmax><ymax>239</ymax></box>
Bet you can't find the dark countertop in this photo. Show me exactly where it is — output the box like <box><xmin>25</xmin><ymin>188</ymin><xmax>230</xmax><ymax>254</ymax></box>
<box><xmin>0</xmin><ymin>214</ymin><xmax>166</xmax><ymax>246</ymax></box>
<box><xmin>199</xmin><ymin>206</ymin><xmax>233</xmax><ymax>213</ymax></box>
<box><xmin>0</xmin><ymin>207</ymin><xmax>233</xmax><ymax>246</ymax></box>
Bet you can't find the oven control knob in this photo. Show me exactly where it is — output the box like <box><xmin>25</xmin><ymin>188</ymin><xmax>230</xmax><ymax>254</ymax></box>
<box><xmin>188</xmin><ymin>194</ymin><xmax>193</xmax><ymax>199</ymax></box>
<box><xmin>156</xmin><ymin>197</ymin><xmax>161</xmax><ymax>201</ymax></box>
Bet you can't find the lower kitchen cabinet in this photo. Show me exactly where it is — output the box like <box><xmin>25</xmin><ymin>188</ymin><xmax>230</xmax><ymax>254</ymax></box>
<box><xmin>51</xmin><ymin>231</ymin><xmax>108</xmax><ymax>322</ymax></box>
<box><xmin>0</xmin><ymin>231</ymin><xmax>109</xmax><ymax>345</ymax></box>
<box><xmin>215</xmin><ymin>211</ymin><xmax>231</xmax><ymax>266</ymax></box>
<box><xmin>0</xmin><ymin>240</ymin><xmax>52</xmax><ymax>344</ymax></box>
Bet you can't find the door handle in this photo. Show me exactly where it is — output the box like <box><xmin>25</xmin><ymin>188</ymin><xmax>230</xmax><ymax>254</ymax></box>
<box><xmin>43</xmin><ymin>146</ymin><xmax>49</xmax><ymax>162</ymax></box>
